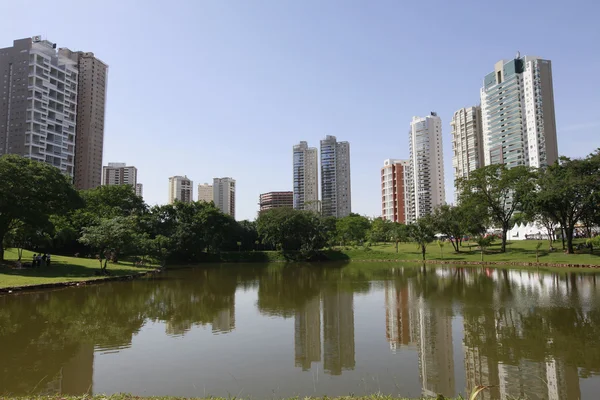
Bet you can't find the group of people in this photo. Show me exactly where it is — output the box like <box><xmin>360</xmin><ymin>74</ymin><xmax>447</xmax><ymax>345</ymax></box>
<box><xmin>32</xmin><ymin>253</ymin><xmax>51</xmax><ymax>267</ymax></box>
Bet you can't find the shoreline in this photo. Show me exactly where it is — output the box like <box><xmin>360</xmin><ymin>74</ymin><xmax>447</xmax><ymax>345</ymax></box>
<box><xmin>0</xmin><ymin>268</ymin><xmax>162</xmax><ymax>295</ymax></box>
<box><xmin>2</xmin><ymin>256</ymin><xmax>599</xmax><ymax>294</ymax></box>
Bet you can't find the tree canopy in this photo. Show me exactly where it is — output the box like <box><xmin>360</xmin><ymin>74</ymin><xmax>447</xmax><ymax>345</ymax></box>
<box><xmin>0</xmin><ymin>155</ymin><xmax>81</xmax><ymax>261</ymax></box>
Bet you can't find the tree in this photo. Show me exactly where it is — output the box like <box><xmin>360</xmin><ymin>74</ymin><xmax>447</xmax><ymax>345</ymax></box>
<box><xmin>437</xmin><ymin>239</ymin><xmax>445</xmax><ymax>260</ymax></box>
<box><xmin>0</xmin><ymin>155</ymin><xmax>81</xmax><ymax>261</ymax></box>
<box><xmin>256</xmin><ymin>208</ymin><xmax>325</xmax><ymax>252</ymax></box>
<box><xmin>336</xmin><ymin>214</ymin><xmax>371</xmax><ymax>245</ymax></box>
<box><xmin>78</xmin><ymin>217</ymin><xmax>135</xmax><ymax>273</ymax></box>
<box><xmin>533</xmin><ymin>154</ymin><xmax>600</xmax><ymax>254</ymax></box>
<box><xmin>368</xmin><ymin>218</ymin><xmax>392</xmax><ymax>244</ymax></box>
<box><xmin>476</xmin><ymin>236</ymin><xmax>494</xmax><ymax>262</ymax></box>
<box><xmin>409</xmin><ymin>217</ymin><xmax>435</xmax><ymax>261</ymax></box>
<box><xmin>389</xmin><ymin>222</ymin><xmax>409</xmax><ymax>253</ymax></box>
<box><xmin>430</xmin><ymin>204</ymin><xmax>485</xmax><ymax>253</ymax></box>
<box><xmin>457</xmin><ymin>164</ymin><xmax>535</xmax><ymax>253</ymax></box>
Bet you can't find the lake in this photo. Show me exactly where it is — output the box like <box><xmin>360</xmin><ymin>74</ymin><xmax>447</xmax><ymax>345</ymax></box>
<box><xmin>1</xmin><ymin>263</ymin><xmax>600</xmax><ymax>399</ymax></box>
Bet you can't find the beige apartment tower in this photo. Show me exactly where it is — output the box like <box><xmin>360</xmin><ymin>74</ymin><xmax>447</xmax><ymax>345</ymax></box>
<box><xmin>102</xmin><ymin>162</ymin><xmax>137</xmax><ymax>186</ymax></box>
<box><xmin>451</xmin><ymin>106</ymin><xmax>484</xmax><ymax>201</ymax></box>
<box><xmin>197</xmin><ymin>183</ymin><xmax>213</xmax><ymax>203</ymax></box>
<box><xmin>213</xmin><ymin>177</ymin><xmax>236</xmax><ymax>218</ymax></box>
<box><xmin>59</xmin><ymin>49</ymin><xmax>108</xmax><ymax>190</ymax></box>
<box><xmin>168</xmin><ymin>175</ymin><xmax>193</xmax><ymax>204</ymax></box>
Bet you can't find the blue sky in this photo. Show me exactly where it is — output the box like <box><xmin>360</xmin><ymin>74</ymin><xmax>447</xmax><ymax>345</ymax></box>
<box><xmin>3</xmin><ymin>0</ymin><xmax>599</xmax><ymax>221</ymax></box>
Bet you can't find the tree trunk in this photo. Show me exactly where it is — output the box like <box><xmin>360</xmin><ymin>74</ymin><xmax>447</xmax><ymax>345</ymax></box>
<box><xmin>421</xmin><ymin>245</ymin><xmax>426</xmax><ymax>261</ymax></box>
<box><xmin>395</xmin><ymin>241</ymin><xmax>398</xmax><ymax>253</ymax></box>
<box><xmin>481</xmin><ymin>250</ymin><xmax>484</xmax><ymax>262</ymax></box>
<box><xmin>450</xmin><ymin>238</ymin><xmax>459</xmax><ymax>253</ymax></box>
<box><xmin>566</xmin><ymin>226</ymin><xmax>575</xmax><ymax>254</ymax></box>
<box><xmin>561</xmin><ymin>225</ymin><xmax>566</xmax><ymax>250</ymax></box>
<box><xmin>501</xmin><ymin>223</ymin><xmax>509</xmax><ymax>252</ymax></box>
<box><xmin>0</xmin><ymin>246</ymin><xmax>4</xmax><ymax>262</ymax></box>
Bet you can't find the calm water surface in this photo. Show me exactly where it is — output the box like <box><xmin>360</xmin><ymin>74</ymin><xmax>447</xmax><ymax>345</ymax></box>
<box><xmin>2</xmin><ymin>263</ymin><xmax>600</xmax><ymax>399</ymax></box>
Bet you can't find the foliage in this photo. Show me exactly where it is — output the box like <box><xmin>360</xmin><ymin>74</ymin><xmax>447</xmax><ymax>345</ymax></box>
<box><xmin>532</xmin><ymin>152</ymin><xmax>600</xmax><ymax>254</ymax></box>
<box><xmin>368</xmin><ymin>217</ymin><xmax>392</xmax><ymax>244</ymax></box>
<box><xmin>0</xmin><ymin>155</ymin><xmax>81</xmax><ymax>261</ymax></box>
<box><xmin>408</xmin><ymin>217</ymin><xmax>435</xmax><ymax>260</ymax></box>
<box><xmin>475</xmin><ymin>236</ymin><xmax>494</xmax><ymax>262</ymax></box>
<box><xmin>431</xmin><ymin>204</ymin><xmax>486</xmax><ymax>253</ymax></box>
<box><xmin>256</xmin><ymin>208</ymin><xmax>326</xmax><ymax>252</ymax></box>
<box><xmin>336</xmin><ymin>213</ymin><xmax>371</xmax><ymax>245</ymax></box>
<box><xmin>457</xmin><ymin>164</ymin><xmax>535</xmax><ymax>253</ymax></box>
<box><xmin>78</xmin><ymin>216</ymin><xmax>135</xmax><ymax>272</ymax></box>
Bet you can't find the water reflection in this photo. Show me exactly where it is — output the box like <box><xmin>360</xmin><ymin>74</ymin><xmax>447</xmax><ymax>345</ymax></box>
<box><xmin>1</xmin><ymin>264</ymin><xmax>600</xmax><ymax>399</ymax></box>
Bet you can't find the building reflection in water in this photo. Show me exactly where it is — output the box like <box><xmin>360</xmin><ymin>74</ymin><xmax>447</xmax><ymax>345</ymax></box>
<box><xmin>323</xmin><ymin>289</ymin><xmax>355</xmax><ymax>375</ymax></box>
<box><xmin>384</xmin><ymin>267</ymin><xmax>592</xmax><ymax>399</ymax></box>
<box><xmin>295</xmin><ymin>296</ymin><xmax>321</xmax><ymax>370</ymax></box>
<box><xmin>212</xmin><ymin>306</ymin><xmax>235</xmax><ymax>334</ymax></box>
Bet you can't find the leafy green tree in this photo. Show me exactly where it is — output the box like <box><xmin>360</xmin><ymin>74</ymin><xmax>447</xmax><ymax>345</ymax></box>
<box><xmin>389</xmin><ymin>222</ymin><xmax>409</xmax><ymax>253</ymax></box>
<box><xmin>368</xmin><ymin>217</ymin><xmax>392</xmax><ymax>244</ymax></box>
<box><xmin>533</xmin><ymin>154</ymin><xmax>600</xmax><ymax>254</ymax></box>
<box><xmin>0</xmin><ymin>155</ymin><xmax>81</xmax><ymax>261</ymax></box>
<box><xmin>78</xmin><ymin>216</ymin><xmax>135</xmax><ymax>273</ymax></box>
<box><xmin>430</xmin><ymin>204</ymin><xmax>483</xmax><ymax>253</ymax></box>
<box><xmin>409</xmin><ymin>217</ymin><xmax>435</xmax><ymax>261</ymax></box>
<box><xmin>256</xmin><ymin>208</ymin><xmax>325</xmax><ymax>252</ymax></box>
<box><xmin>3</xmin><ymin>221</ymin><xmax>52</xmax><ymax>261</ymax></box>
<box><xmin>457</xmin><ymin>164</ymin><xmax>535</xmax><ymax>253</ymax></box>
<box><xmin>336</xmin><ymin>213</ymin><xmax>371</xmax><ymax>245</ymax></box>
<box><xmin>475</xmin><ymin>236</ymin><xmax>494</xmax><ymax>262</ymax></box>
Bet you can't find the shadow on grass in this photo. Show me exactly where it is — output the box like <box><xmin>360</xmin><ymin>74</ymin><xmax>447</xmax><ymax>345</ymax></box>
<box><xmin>0</xmin><ymin>261</ymin><xmax>149</xmax><ymax>280</ymax></box>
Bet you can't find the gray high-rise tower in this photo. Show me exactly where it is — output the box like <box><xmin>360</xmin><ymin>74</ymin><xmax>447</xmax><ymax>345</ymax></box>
<box><xmin>320</xmin><ymin>135</ymin><xmax>351</xmax><ymax>218</ymax></box>
<box><xmin>293</xmin><ymin>141</ymin><xmax>319</xmax><ymax>212</ymax></box>
<box><xmin>480</xmin><ymin>55</ymin><xmax>558</xmax><ymax>168</ymax></box>
<box><xmin>0</xmin><ymin>37</ymin><xmax>79</xmax><ymax>176</ymax></box>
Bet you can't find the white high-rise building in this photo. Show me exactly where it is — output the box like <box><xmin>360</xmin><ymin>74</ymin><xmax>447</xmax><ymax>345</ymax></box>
<box><xmin>480</xmin><ymin>55</ymin><xmax>558</xmax><ymax>168</ymax></box>
<box><xmin>102</xmin><ymin>162</ymin><xmax>137</xmax><ymax>186</ymax></box>
<box><xmin>451</xmin><ymin>106</ymin><xmax>484</xmax><ymax>201</ymax></box>
<box><xmin>293</xmin><ymin>141</ymin><xmax>319</xmax><ymax>212</ymax></box>
<box><xmin>320</xmin><ymin>135</ymin><xmax>351</xmax><ymax>218</ymax></box>
<box><xmin>408</xmin><ymin>113</ymin><xmax>445</xmax><ymax>222</ymax></box>
<box><xmin>135</xmin><ymin>183</ymin><xmax>143</xmax><ymax>198</ymax></box>
<box><xmin>0</xmin><ymin>37</ymin><xmax>79</xmax><ymax>176</ymax></box>
<box><xmin>213</xmin><ymin>177</ymin><xmax>235</xmax><ymax>218</ymax></box>
<box><xmin>197</xmin><ymin>183</ymin><xmax>213</xmax><ymax>203</ymax></box>
<box><xmin>168</xmin><ymin>175</ymin><xmax>193</xmax><ymax>204</ymax></box>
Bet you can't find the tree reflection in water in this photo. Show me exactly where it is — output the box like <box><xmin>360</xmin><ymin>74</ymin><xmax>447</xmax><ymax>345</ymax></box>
<box><xmin>1</xmin><ymin>264</ymin><xmax>599</xmax><ymax>399</ymax></box>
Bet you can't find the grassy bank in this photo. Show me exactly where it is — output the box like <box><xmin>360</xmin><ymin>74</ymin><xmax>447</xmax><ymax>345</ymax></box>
<box><xmin>208</xmin><ymin>240</ymin><xmax>600</xmax><ymax>266</ymax></box>
<box><xmin>0</xmin><ymin>395</ymin><xmax>470</xmax><ymax>400</ymax></box>
<box><xmin>0</xmin><ymin>248</ymin><xmax>155</xmax><ymax>290</ymax></box>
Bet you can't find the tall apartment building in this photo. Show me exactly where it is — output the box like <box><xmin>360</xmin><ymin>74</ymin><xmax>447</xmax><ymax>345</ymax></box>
<box><xmin>408</xmin><ymin>113</ymin><xmax>445</xmax><ymax>221</ymax></box>
<box><xmin>0</xmin><ymin>37</ymin><xmax>79</xmax><ymax>176</ymax></box>
<box><xmin>135</xmin><ymin>183</ymin><xmax>143</xmax><ymax>198</ymax></box>
<box><xmin>102</xmin><ymin>162</ymin><xmax>137</xmax><ymax>186</ymax></box>
<box><xmin>259</xmin><ymin>191</ymin><xmax>293</xmax><ymax>213</ymax></box>
<box><xmin>197</xmin><ymin>183</ymin><xmax>213</xmax><ymax>203</ymax></box>
<box><xmin>168</xmin><ymin>175</ymin><xmax>193</xmax><ymax>204</ymax></box>
<box><xmin>480</xmin><ymin>55</ymin><xmax>558</xmax><ymax>168</ymax></box>
<box><xmin>213</xmin><ymin>177</ymin><xmax>235</xmax><ymax>218</ymax></box>
<box><xmin>451</xmin><ymin>106</ymin><xmax>484</xmax><ymax>179</ymax></box>
<box><xmin>320</xmin><ymin>135</ymin><xmax>351</xmax><ymax>218</ymax></box>
<box><xmin>59</xmin><ymin>49</ymin><xmax>108</xmax><ymax>190</ymax></box>
<box><xmin>381</xmin><ymin>159</ymin><xmax>411</xmax><ymax>224</ymax></box>
<box><xmin>293</xmin><ymin>141</ymin><xmax>319</xmax><ymax>211</ymax></box>
<box><xmin>451</xmin><ymin>106</ymin><xmax>484</xmax><ymax>201</ymax></box>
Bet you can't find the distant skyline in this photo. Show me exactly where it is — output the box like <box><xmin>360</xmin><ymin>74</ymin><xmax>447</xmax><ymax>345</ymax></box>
<box><xmin>3</xmin><ymin>0</ymin><xmax>599</xmax><ymax>220</ymax></box>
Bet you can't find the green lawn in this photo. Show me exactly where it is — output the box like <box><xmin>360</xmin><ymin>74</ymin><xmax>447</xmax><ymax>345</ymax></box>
<box><xmin>0</xmin><ymin>248</ymin><xmax>155</xmax><ymax>289</ymax></box>
<box><xmin>0</xmin><ymin>395</ymin><xmax>470</xmax><ymax>400</ymax></box>
<box><xmin>332</xmin><ymin>239</ymin><xmax>600</xmax><ymax>266</ymax></box>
